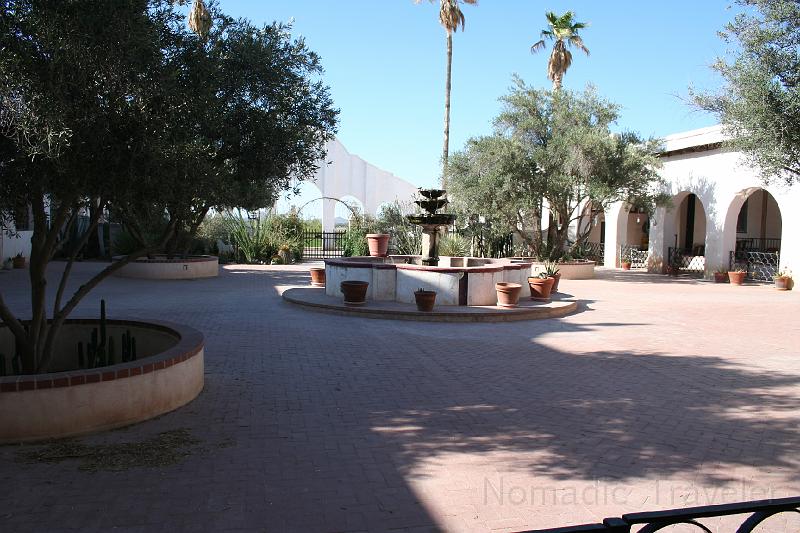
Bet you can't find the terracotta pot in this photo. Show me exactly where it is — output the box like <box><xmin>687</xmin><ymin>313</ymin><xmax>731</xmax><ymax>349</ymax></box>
<box><xmin>621</xmin><ymin>262</ymin><xmax>632</xmax><ymax>270</ymax></box>
<box><xmin>414</xmin><ymin>290</ymin><xmax>436</xmax><ymax>312</ymax></box>
<box><xmin>713</xmin><ymin>272</ymin><xmax>728</xmax><ymax>283</ymax></box>
<box><xmin>527</xmin><ymin>276</ymin><xmax>555</xmax><ymax>301</ymax></box>
<box><xmin>309</xmin><ymin>267</ymin><xmax>326</xmax><ymax>287</ymax></box>
<box><xmin>366</xmin><ymin>234</ymin><xmax>390</xmax><ymax>257</ymax></box>
<box><xmin>341</xmin><ymin>280</ymin><xmax>369</xmax><ymax>305</ymax></box>
<box><xmin>12</xmin><ymin>256</ymin><xmax>25</xmax><ymax>269</ymax></box>
<box><xmin>495</xmin><ymin>282</ymin><xmax>522</xmax><ymax>308</ymax></box>
<box><xmin>551</xmin><ymin>272</ymin><xmax>562</xmax><ymax>292</ymax></box>
<box><xmin>728</xmin><ymin>271</ymin><xmax>746</xmax><ymax>286</ymax></box>
<box><xmin>774</xmin><ymin>276</ymin><xmax>792</xmax><ymax>291</ymax></box>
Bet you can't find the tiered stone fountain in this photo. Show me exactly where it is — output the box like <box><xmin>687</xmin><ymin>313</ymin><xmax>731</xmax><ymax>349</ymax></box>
<box><xmin>406</xmin><ymin>189</ymin><xmax>457</xmax><ymax>267</ymax></box>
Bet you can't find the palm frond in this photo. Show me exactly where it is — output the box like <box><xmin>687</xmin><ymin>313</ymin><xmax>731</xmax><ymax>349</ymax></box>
<box><xmin>569</xmin><ymin>35</ymin><xmax>590</xmax><ymax>55</ymax></box>
<box><xmin>530</xmin><ymin>39</ymin><xmax>547</xmax><ymax>53</ymax></box>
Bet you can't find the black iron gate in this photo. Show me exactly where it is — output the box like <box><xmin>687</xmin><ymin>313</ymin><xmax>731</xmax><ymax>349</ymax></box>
<box><xmin>302</xmin><ymin>230</ymin><xmax>346</xmax><ymax>259</ymax></box>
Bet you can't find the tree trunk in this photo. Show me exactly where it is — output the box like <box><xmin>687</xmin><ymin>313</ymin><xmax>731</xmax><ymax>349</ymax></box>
<box><xmin>442</xmin><ymin>30</ymin><xmax>453</xmax><ymax>189</ymax></box>
<box><xmin>552</xmin><ymin>73</ymin><xmax>563</xmax><ymax>92</ymax></box>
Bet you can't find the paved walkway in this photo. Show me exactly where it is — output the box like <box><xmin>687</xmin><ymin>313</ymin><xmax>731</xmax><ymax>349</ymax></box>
<box><xmin>1</xmin><ymin>263</ymin><xmax>799</xmax><ymax>532</ymax></box>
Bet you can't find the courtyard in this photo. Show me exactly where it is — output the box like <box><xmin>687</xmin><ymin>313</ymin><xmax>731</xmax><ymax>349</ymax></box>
<box><xmin>1</xmin><ymin>263</ymin><xmax>798</xmax><ymax>532</ymax></box>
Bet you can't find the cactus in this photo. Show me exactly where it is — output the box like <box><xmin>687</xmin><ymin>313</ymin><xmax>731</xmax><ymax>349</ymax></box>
<box><xmin>107</xmin><ymin>336</ymin><xmax>115</xmax><ymax>365</ymax></box>
<box><xmin>74</xmin><ymin>300</ymin><xmax>137</xmax><ymax>369</ymax></box>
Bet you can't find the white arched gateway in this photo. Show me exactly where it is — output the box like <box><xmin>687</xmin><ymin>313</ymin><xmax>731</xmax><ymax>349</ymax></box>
<box><xmin>309</xmin><ymin>139</ymin><xmax>418</xmax><ymax>231</ymax></box>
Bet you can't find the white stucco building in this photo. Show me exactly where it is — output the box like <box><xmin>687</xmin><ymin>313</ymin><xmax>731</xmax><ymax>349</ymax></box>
<box><xmin>586</xmin><ymin>125</ymin><xmax>798</xmax><ymax>279</ymax></box>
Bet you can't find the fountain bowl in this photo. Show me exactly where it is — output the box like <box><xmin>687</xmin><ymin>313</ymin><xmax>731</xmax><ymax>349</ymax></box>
<box><xmin>418</xmin><ymin>189</ymin><xmax>446</xmax><ymax>199</ymax></box>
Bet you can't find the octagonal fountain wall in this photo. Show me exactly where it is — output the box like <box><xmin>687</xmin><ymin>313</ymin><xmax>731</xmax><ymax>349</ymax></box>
<box><xmin>325</xmin><ymin>256</ymin><xmax>532</xmax><ymax>306</ymax></box>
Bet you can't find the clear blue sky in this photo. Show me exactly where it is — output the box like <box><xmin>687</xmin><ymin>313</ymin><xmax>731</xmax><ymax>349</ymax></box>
<box><xmin>217</xmin><ymin>0</ymin><xmax>741</xmax><ymax>215</ymax></box>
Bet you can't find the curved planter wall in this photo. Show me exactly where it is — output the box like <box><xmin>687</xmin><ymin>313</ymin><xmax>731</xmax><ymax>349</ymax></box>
<box><xmin>113</xmin><ymin>255</ymin><xmax>219</xmax><ymax>280</ymax></box>
<box><xmin>529</xmin><ymin>260</ymin><xmax>596</xmax><ymax>280</ymax></box>
<box><xmin>0</xmin><ymin>320</ymin><xmax>204</xmax><ymax>443</ymax></box>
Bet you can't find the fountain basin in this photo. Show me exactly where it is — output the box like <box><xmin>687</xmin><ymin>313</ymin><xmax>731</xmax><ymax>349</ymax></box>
<box><xmin>325</xmin><ymin>256</ymin><xmax>532</xmax><ymax>306</ymax></box>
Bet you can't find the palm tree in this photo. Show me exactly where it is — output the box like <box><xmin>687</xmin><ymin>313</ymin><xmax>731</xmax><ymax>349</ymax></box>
<box><xmin>417</xmin><ymin>0</ymin><xmax>478</xmax><ymax>186</ymax></box>
<box><xmin>531</xmin><ymin>11</ymin><xmax>589</xmax><ymax>91</ymax></box>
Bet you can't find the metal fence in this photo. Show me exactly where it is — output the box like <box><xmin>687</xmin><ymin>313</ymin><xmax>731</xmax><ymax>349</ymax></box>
<box><xmin>580</xmin><ymin>242</ymin><xmax>605</xmax><ymax>263</ymax></box>
<box><xmin>730</xmin><ymin>250</ymin><xmax>780</xmax><ymax>281</ymax></box>
<box><xmin>301</xmin><ymin>230</ymin><xmax>346</xmax><ymax>260</ymax></box>
<box><xmin>668</xmin><ymin>247</ymin><xmax>705</xmax><ymax>275</ymax></box>
<box><xmin>619</xmin><ymin>244</ymin><xmax>648</xmax><ymax>269</ymax></box>
<box><xmin>520</xmin><ymin>496</ymin><xmax>800</xmax><ymax>533</ymax></box>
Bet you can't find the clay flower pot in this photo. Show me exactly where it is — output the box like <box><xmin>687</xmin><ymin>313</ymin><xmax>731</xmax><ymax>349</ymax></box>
<box><xmin>728</xmin><ymin>271</ymin><xmax>746</xmax><ymax>286</ymax></box>
<box><xmin>341</xmin><ymin>280</ymin><xmax>369</xmax><ymax>306</ymax></box>
<box><xmin>12</xmin><ymin>256</ymin><xmax>25</xmax><ymax>269</ymax></box>
<box><xmin>774</xmin><ymin>276</ymin><xmax>793</xmax><ymax>291</ymax></box>
<box><xmin>495</xmin><ymin>282</ymin><xmax>522</xmax><ymax>308</ymax></box>
<box><xmin>621</xmin><ymin>261</ymin><xmax>632</xmax><ymax>270</ymax></box>
<box><xmin>713</xmin><ymin>272</ymin><xmax>728</xmax><ymax>283</ymax></box>
<box><xmin>414</xmin><ymin>290</ymin><xmax>436</xmax><ymax>312</ymax></box>
<box><xmin>527</xmin><ymin>276</ymin><xmax>555</xmax><ymax>301</ymax></box>
<box><xmin>551</xmin><ymin>272</ymin><xmax>562</xmax><ymax>292</ymax></box>
<box><xmin>366</xmin><ymin>234</ymin><xmax>390</xmax><ymax>257</ymax></box>
<box><xmin>309</xmin><ymin>267</ymin><xmax>326</xmax><ymax>287</ymax></box>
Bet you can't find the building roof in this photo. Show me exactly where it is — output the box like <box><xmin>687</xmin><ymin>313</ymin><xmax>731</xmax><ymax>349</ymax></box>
<box><xmin>660</xmin><ymin>125</ymin><xmax>726</xmax><ymax>157</ymax></box>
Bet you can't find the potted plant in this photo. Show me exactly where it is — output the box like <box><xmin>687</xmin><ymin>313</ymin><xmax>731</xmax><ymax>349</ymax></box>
<box><xmin>12</xmin><ymin>252</ymin><xmax>25</xmax><ymax>269</ymax></box>
<box><xmin>713</xmin><ymin>267</ymin><xmax>728</xmax><ymax>283</ymax></box>
<box><xmin>620</xmin><ymin>250</ymin><xmax>632</xmax><ymax>270</ymax></box>
<box><xmin>527</xmin><ymin>272</ymin><xmax>555</xmax><ymax>301</ymax></box>
<box><xmin>773</xmin><ymin>268</ymin><xmax>793</xmax><ymax>291</ymax></box>
<box><xmin>366</xmin><ymin>234</ymin><xmax>390</xmax><ymax>257</ymax></box>
<box><xmin>544</xmin><ymin>261</ymin><xmax>561</xmax><ymax>292</ymax></box>
<box><xmin>2</xmin><ymin>257</ymin><xmax>12</xmax><ymax>270</ymax></box>
<box><xmin>495</xmin><ymin>282</ymin><xmax>522</xmax><ymax>308</ymax></box>
<box><xmin>728</xmin><ymin>268</ymin><xmax>747</xmax><ymax>286</ymax></box>
<box><xmin>341</xmin><ymin>280</ymin><xmax>369</xmax><ymax>306</ymax></box>
<box><xmin>309</xmin><ymin>267</ymin><xmax>326</xmax><ymax>287</ymax></box>
<box><xmin>414</xmin><ymin>288</ymin><xmax>436</xmax><ymax>312</ymax></box>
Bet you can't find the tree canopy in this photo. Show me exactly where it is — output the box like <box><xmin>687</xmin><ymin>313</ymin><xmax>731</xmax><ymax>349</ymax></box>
<box><xmin>0</xmin><ymin>0</ymin><xmax>338</xmax><ymax>373</ymax></box>
<box><xmin>693</xmin><ymin>0</ymin><xmax>800</xmax><ymax>184</ymax></box>
<box><xmin>448</xmin><ymin>78</ymin><xmax>665</xmax><ymax>257</ymax></box>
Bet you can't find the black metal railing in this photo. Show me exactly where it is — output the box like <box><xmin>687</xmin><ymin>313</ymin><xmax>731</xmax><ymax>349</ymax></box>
<box><xmin>730</xmin><ymin>250</ymin><xmax>780</xmax><ymax>282</ymax></box>
<box><xmin>577</xmin><ymin>242</ymin><xmax>605</xmax><ymax>263</ymax></box>
<box><xmin>668</xmin><ymin>247</ymin><xmax>705</xmax><ymax>274</ymax></box>
<box><xmin>620</xmin><ymin>244</ymin><xmax>648</xmax><ymax>269</ymax></box>
<box><xmin>449</xmin><ymin>229</ymin><xmax>514</xmax><ymax>258</ymax></box>
<box><xmin>736</xmin><ymin>237</ymin><xmax>781</xmax><ymax>253</ymax></box>
<box><xmin>519</xmin><ymin>496</ymin><xmax>800</xmax><ymax>533</ymax></box>
<box><xmin>301</xmin><ymin>230</ymin><xmax>346</xmax><ymax>259</ymax></box>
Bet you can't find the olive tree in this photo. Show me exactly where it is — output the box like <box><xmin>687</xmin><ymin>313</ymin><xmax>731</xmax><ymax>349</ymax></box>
<box><xmin>448</xmin><ymin>78</ymin><xmax>666</xmax><ymax>257</ymax></box>
<box><xmin>0</xmin><ymin>0</ymin><xmax>337</xmax><ymax>373</ymax></box>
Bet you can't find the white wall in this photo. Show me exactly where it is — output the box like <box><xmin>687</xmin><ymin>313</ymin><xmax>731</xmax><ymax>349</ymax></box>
<box><xmin>311</xmin><ymin>139</ymin><xmax>419</xmax><ymax>231</ymax></box>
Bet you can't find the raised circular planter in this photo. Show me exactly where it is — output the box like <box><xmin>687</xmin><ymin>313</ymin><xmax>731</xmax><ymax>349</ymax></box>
<box><xmin>112</xmin><ymin>255</ymin><xmax>219</xmax><ymax>280</ymax></box>
<box><xmin>0</xmin><ymin>319</ymin><xmax>204</xmax><ymax>443</ymax></box>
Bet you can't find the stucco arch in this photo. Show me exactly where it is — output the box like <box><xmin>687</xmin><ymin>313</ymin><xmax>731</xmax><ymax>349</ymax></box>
<box><xmin>720</xmin><ymin>186</ymin><xmax>783</xmax><ymax>270</ymax></box>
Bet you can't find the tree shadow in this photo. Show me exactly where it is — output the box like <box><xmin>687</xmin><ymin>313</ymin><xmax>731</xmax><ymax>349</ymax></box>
<box><xmin>356</xmin><ymin>322</ymin><xmax>800</xmax><ymax>486</ymax></box>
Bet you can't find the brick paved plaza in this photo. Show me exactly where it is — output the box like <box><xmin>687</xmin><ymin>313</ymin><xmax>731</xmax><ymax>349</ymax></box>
<box><xmin>1</xmin><ymin>263</ymin><xmax>799</xmax><ymax>532</ymax></box>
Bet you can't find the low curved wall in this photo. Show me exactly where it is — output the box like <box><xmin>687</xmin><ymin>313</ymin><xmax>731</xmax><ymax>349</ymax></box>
<box><xmin>0</xmin><ymin>320</ymin><xmax>204</xmax><ymax>443</ymax></box>
<box><xmin>528</xmin><ymin>261</ymin><xmax>596</xmax><ymax>280</ymax></box>
<box><xmin>112</xmin><ymin>255</ymin><xmax>219</xmax><ymax>280</ymax></box>
<box><xmin>324</xmin><ymin>256</ymin><xmax>531</xmax><ymax>306</ymax></box>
